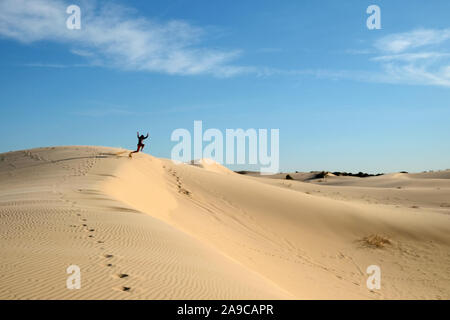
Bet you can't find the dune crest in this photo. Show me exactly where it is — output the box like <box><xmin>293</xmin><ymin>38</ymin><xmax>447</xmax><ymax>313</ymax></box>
<box><xmin>189</xmin><ymin>159</ymin><xmax>236</xmax><ymax>175</ymax></box>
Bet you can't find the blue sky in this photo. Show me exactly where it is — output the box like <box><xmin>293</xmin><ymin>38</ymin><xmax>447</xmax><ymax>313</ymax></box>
<box><xmin>1</xmin><ymin>0</ymin><xmax>450</xmax><ymax>173</ymax></box>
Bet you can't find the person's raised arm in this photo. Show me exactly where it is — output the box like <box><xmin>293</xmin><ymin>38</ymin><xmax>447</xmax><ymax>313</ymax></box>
<box><xmin>137</xmin><ymin>132</ymin><xmax>139</xmax><ymax>138</ymax></box>
<box><xmin>144</xmin><ymin>133</ymin><xmax>149</xmax><ymax>139</ymax></box>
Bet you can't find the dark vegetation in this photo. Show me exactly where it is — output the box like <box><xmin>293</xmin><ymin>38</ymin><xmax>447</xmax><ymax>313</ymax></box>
<box><xmin>310</xmin><ymin>171</ymin><xmax>384</xmax><ymax>179</ymax></box>
<box><xmin>330</xmin><ymin>171</ymin><xmax>384</xmax><ymax>178</ymax></box>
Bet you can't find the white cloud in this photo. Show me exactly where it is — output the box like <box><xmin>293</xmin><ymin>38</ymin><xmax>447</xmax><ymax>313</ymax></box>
<box><xmin>371</xmin><ymin>52</ymin><xmax>450</xmax><ymax>62</ymax></box>
<box><xmin>315</xmin><ymin>28</ymin><xmax>450</xmax><ymax>88</ymax></box>
<box><xmin>367</xmin><ymin>29</ymin><xmax>450</xmax><ymax>87</ymax></box>
<box><xmin>375</xmin><ymin>28</ymin><xmax>450</xmax><ymax>53</ymax></box>
<box><xmin>370</xmin><ymin>63</ymin><xmax>450</xmax><ymax>87</ymax></box>
<box><xmin>70</xmin><ymin>49</ymin><xmax>94</xmax><ymax>57</ymax></box>
<box><xmin>0</xmin><ymin>0</ymin><xmax>245</xmax><ymax>77</ymax></box>
<box><xmin>2</xmin><ymin>1</ymin><xmax>450</xmax><ymax>88</ymax></box>
<box><xmin>253</xmin><ymin>28</ymin><xmax>450</xmax><ymax>88</ymax></box>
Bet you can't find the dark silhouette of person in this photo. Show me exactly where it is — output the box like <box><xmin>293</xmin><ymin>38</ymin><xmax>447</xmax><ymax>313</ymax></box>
<box><xmin>129</xmin><ymin>132</ymin><xmax>149</xmax><ymax>157</ymax></box>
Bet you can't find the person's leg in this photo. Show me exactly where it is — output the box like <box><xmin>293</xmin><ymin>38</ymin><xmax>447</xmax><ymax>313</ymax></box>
<box><xmin>140</xmin><ymin>143</ymin><xmax>145</xmax><ymax>151</ymax></box>
<box><xmin>129</xmin><ymin>144</ymin><xmax>140</xmax><ymax>157</ymax></box>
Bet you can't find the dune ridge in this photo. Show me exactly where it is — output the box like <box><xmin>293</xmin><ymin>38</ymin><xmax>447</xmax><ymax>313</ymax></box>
<box><xmin>0</xmin><ymin>146</ymin><xmax>449</xmax><ymax>299</ymax></box>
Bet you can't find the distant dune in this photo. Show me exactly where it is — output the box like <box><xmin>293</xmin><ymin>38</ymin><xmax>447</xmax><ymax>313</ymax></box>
<box><xmin>1</xmin><ymin>146</ymin><xmax>449</xmax><ymax>299</ymax></box>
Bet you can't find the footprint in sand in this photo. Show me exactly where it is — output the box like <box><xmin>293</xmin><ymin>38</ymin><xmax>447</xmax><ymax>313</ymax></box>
<box><xmin>104</xmin><ymin>254</ymin><xmax>114</xmax><ymax>259</ymax></box>
<box><xmin>117</xmin><ymin>273</ymin><xmax>129</xmax><ymax>279</ymax></box>
<box><xmin>178</xmin><ymin>186</ymin><xmax>191</xmax><ymax>196</ymax></box>
<box><xmin>121</xmin><ymin>286</ymin><xmax>131</xmax><ymax>292</ymax></box>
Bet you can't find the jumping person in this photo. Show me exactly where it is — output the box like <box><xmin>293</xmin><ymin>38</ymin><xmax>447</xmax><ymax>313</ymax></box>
<box><xmin>129</xmin><ymin>132</ymin><xmax>149</xmax><ymax>157</ymax></box>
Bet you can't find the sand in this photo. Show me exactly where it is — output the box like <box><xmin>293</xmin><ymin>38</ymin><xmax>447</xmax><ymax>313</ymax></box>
<box><xmin>0</xmin><ymin>146</ymin><xmax>449</xmax><ymax>299</ymax></box>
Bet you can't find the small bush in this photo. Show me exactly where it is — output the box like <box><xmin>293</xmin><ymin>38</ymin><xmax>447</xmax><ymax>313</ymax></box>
<box><xmin>361</xmin><ymin>234</ymin><xmax>391</xmax><ymax>248</ymax></box>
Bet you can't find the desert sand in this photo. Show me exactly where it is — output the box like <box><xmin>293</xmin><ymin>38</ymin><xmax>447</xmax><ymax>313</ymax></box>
<box><xmin>0</xmin><ymin>146</ymin><xmax>449</xmax><ymax>299</ymax></box>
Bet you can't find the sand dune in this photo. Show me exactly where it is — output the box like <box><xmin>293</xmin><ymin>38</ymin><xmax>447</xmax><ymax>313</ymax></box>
<box><xmin>0</xmin><ymin>146</ymin><xmax>449</xmax><ymax>299</ymax></box>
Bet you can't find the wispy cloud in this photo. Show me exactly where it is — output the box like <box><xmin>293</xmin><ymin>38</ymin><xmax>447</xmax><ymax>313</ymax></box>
<box><xmin>70</xmin><ymin>48</ymin><xmax>94</xmax><ymax>57</ymax></box>
<box><xmin>242</xmin><ymin>28</ymin><xmax>450</xmax><ymax>88</ymax></box>
<box><xmin>375</xmin><ymin>28</ymin><xmax>450</xmax><ymax>53</ymax></box>
<box><xmin>368</xmin><ymin>28</ymin><xmax>450</xmax><ymax>87</ymax></box>
<box><xmin>2</xmin><ymin>1</ymin><xmax>450</xmax><ymax>87</ymax></box>
<box><xmin>260</xmin><ymin>29</ymin><xmax>450</xmax><ymax>88</ymax></box>
<box><xmin>0</xmin><ymin>0</ymin><xmax>246</xmax><ymax>77</ymax></box>
<box><xmin>345</xmin><ymin>49</ymin><xmax>374</xmax><ymax>55</ymax></box>
<box><xmin>314</xmin><ymin>28</ymin><xmax>450</xmax><ymax>88</ymax></box>
<box><xmin>371</xmin><ymin>52</ymin><xmax>450</xmax><ymax>62</ymax></box>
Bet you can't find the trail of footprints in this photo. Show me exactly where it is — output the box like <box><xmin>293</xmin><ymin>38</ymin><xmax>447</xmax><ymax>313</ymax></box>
<box><xmin>52</xmin><ymin>151</ymin><xmax>133</xmax><ymax>294</ymax></box>
<box><xmin>67</xmin><ymin>201</ymin><xmax>133</xmax><ymax>293</ymax></box>
<box><xmin>166</xmin><ymin>167</ymin><xmax>191</xmax><ymax>196</ymax></box>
